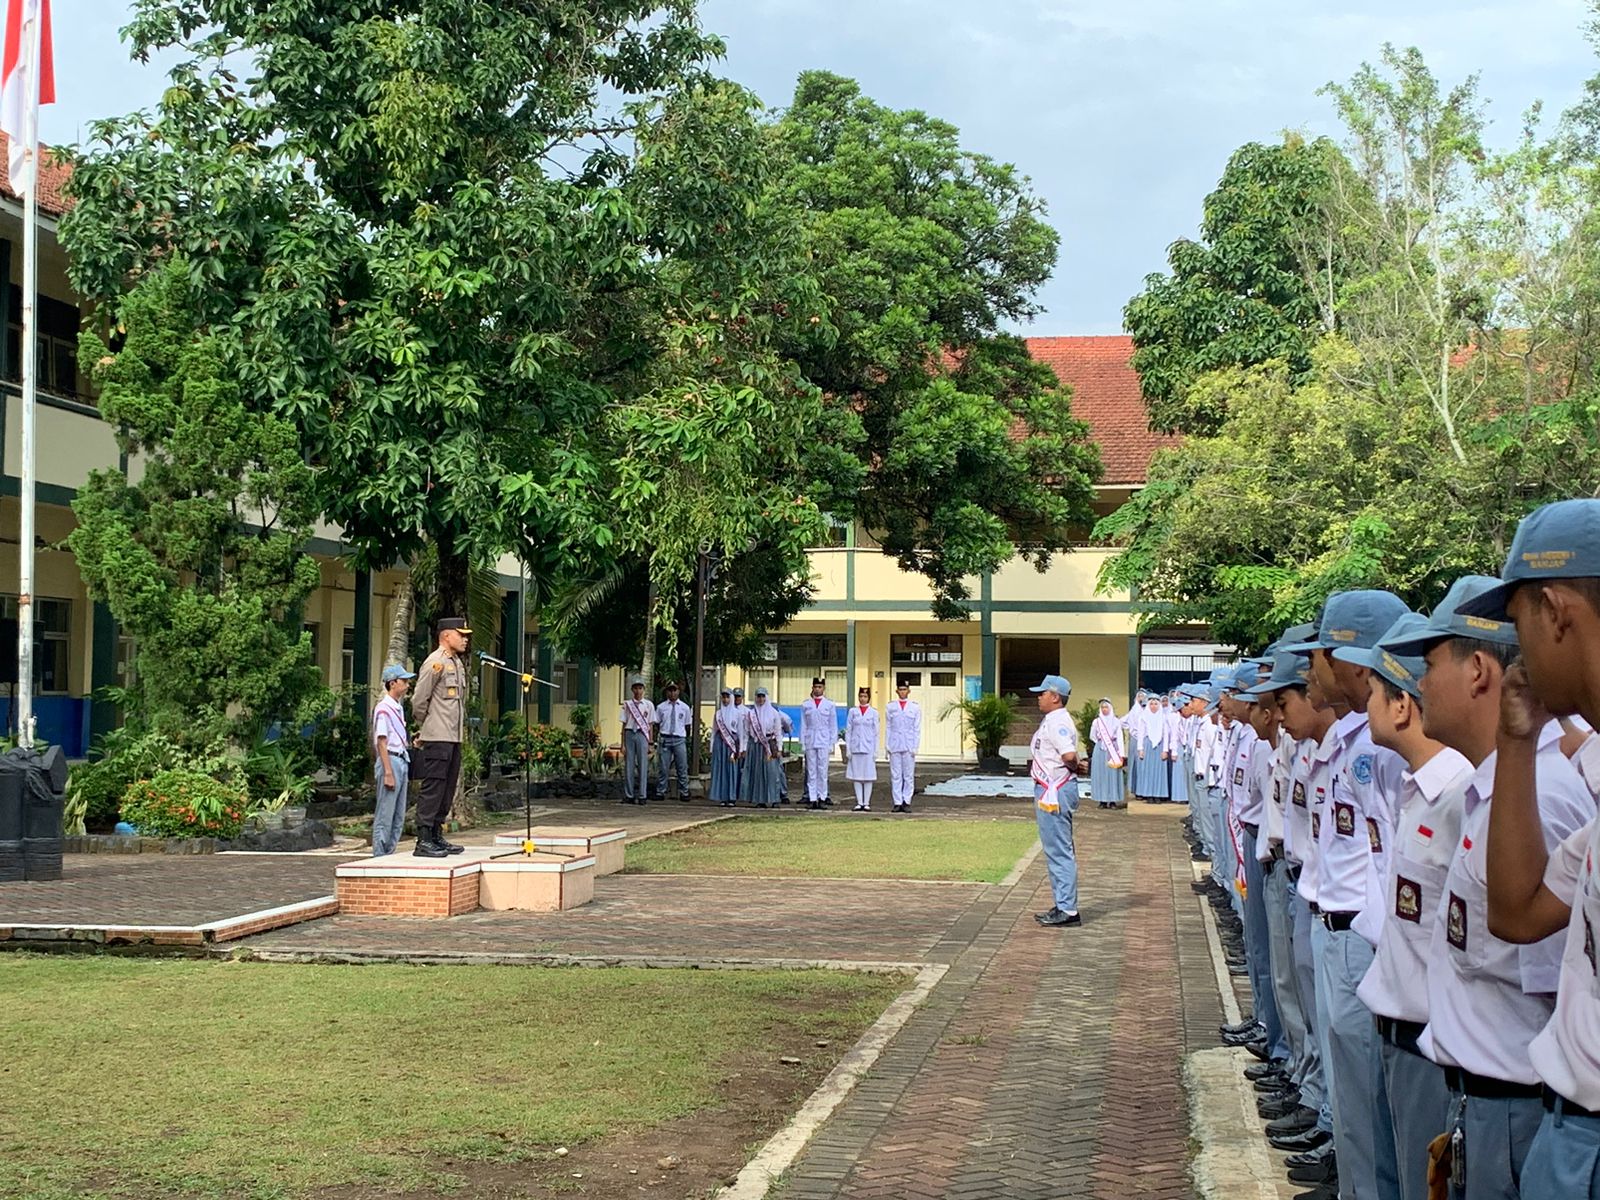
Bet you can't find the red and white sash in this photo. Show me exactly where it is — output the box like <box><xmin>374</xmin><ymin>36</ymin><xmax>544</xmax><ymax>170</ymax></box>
<box><xmin>625</xmin><ymin>699</ymin><xmax>650</xmax><ymax>733</ymax></box>
<box><xmin>714</xmin><ymin>709</ymin><xmax>738</xmax><ymax>753</ymax></box>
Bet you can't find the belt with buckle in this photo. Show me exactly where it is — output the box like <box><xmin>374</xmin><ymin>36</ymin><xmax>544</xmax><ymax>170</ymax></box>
<box><xmin>1320</xmin><ymin>910</ymin><xmax>1357</xmax><ymax>931</ymax></box>
<box><xmin>1444</xmin><ymin>1067</ymin><xmax>1542</xmax><ymax>1101</ymax></box>
<box><xmin>1375</xmin><ymin>1015</ymin><xmax>1427</xmax><ymax>1055</ymax></box>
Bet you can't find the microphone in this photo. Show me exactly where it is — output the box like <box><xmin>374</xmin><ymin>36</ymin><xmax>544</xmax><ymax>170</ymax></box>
<box><xmin>478</xmin><ymin>651</ymin><xmax>507</xmax><ymax>667</ymax></box>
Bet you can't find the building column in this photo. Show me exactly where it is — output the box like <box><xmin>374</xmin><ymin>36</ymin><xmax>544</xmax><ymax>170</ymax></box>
<box><xmin>980</xmin><ymin>572</ymin><xmax>997</xmax><ymax>693</ymax></box>
<box><xmin>537</xmin><ymin>637</ymin><xmax>554</xmax><ymax>724</ymax></box>
<box><xmin>577</xmin><ymin>656</ymin><xmax>595</xmax><ymax>705</ymax></box>
<box><xmin>352</xmin><ymin>569</ymin><xmax>372</xmax><ymax>720</ymax></box>
<box><xmin>0</xmin><ymin>239</ymin><xmax>12</xmax><ymax>383</ymax></box>
<box><xmin>498</xmin><ymin>587</ymin><xmax>523</xmax><ymax>718</ymax></box>
<box><xmin>1127</xmin><ymin>635</ymin><xmax>1140</xmax><ymax>699</ymax></box>
<box><xmin>846</xmin><ymin>619</ymin><xmax>857</xmax><ymax>693</ymax></box>
<box><xmin>88</xmin><ymin>601</ymin><xmax>118</xmax><ymax>748</ymax></box>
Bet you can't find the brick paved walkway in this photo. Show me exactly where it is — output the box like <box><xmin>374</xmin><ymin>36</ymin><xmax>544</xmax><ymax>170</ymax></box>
<box><xmin>781</xmin><ymin>803</ymin><xmax>1218</xmax><ymax>1200</ymax></box>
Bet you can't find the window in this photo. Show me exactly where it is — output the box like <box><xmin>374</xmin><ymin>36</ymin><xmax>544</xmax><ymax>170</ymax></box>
<box><xmin>812</xmin><ymin>515</ymin><xmax>850</xmax><ymax>548</ymax></box>
<box><xmin>5</xmin><ymin>291</ymin><xmax>81</xmax><ymax>397</ymax></box>
<box><xmin>341</xmin><ymin>626</ymin><xmax>356</xmax><ymax>686</ymax></box>
<box><xmin>1</xmin><ymin>595</ymin><xmax>71</xmax><ymax>694</ymax></box>
<box><xmin>891</xmin><ymin>634</ymin><xmax>962</xmax><ymax>666</ymax></box>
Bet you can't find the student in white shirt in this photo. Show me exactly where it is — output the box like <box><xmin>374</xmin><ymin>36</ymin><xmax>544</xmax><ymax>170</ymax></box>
<box><xmin>370</xmin><ymin>664</ymin><xmax>415</xmax><ymax>857</ymax></box>
<box><xmin>1029</xmin><ymin>674</ymin><xmax>1083</xmax><ymax>928</ymax></box>
<box><xmin>845</xmin><ymin>687</ymin><xmax>880</xmax><ymax>811</ymax></box>
<box><xmin>885</xmin><ymin>683</ymin><xmax>922</xmax><ymax>813</ymax></box>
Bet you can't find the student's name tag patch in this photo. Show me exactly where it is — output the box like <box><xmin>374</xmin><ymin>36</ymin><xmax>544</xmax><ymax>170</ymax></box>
<box><xmin>1395</xmin><ymin>877</ymin><xmax>1422</xmax><ymax>923</ymax></box>
<box><xmin>1446</xmin><ymin>892</ymin><xmax>1468</xmax><ymax>952</ymax></box>
<box><xmin>1334</xmin><ymin>801</ymin><xmax>1356</xmax><ymax>837</ymax></box>
<box><xmin>1292</xmin><ymin>781</ymin><xmax>1307</xmax><ymax>808</ymax></box>
<box><xmin>1233</xmin><ymin>767</ymin><xmax>1245</xmax><ymax>786</ymax></box>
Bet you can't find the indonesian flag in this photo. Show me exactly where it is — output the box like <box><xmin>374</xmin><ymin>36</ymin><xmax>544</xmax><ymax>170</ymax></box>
<box><xmin>0</xmin><ymin>0</ymin><xmax>54</xmax><ymax>193</ymax></box>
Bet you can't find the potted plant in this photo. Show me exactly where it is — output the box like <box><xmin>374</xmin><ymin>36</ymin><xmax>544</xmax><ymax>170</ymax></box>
<box><xmin>944</xmin><ymin>693</ymin><xmax>1020</xmax><ymax>774</ymax></box>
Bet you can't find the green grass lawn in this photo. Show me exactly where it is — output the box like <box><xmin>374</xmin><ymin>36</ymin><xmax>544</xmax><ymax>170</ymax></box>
<box><xmin>0</xmin><ymin>955</ymin><xmax>901</xmax><ymax>1200</ymax></box>
<box><xmin>626</xmin><ymin>815</ymin><xmax>1039</xmax><ymax>882</ymax></box>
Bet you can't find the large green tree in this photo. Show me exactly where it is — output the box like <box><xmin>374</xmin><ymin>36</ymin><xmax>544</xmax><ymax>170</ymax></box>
<box><xmin>772</xmin><ymin>71</ymin><xmax>1101</xmax><ymax>619</ymax></box>
<box><xmin>67</xmin><ymin>261</ymin><xmax>328</xmax><ymax>748</ymax></box>
<box><xmin>62</xmin><ymin>1</ymin><xmax>795</xmax><ymax>623</ymax></box>
<box><xmin>1124</xmin><ymin>136</ymin><xmax>1349</xmax><ymax>436</ymax></box>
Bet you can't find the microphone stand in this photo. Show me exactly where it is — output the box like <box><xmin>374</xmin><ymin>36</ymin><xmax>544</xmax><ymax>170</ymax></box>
<box><xmin>478</xmin><ymin>656</ymin><xmax>559</xmax><ymax>855</ymax></box>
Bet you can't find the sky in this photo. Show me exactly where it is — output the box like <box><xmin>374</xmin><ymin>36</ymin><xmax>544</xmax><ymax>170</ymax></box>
<box><xmin>43</xmin><ymin>0</ymin><xmax>1600</xmax><ymax>335</ymax></box>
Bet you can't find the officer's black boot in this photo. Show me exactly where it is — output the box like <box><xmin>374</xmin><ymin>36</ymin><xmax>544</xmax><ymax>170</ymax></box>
<box><xmin>436</xmin><ymin>823</ymin><xmax>465</xmax><ymax>854</ymax></box>
<box><xmin>413</xmin><ymin>824</ymin><xmax>449</xmax><ymax>858</ymax></box>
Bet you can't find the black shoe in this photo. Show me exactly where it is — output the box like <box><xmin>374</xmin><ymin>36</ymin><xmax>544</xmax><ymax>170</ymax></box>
<box><xmin>1222</xmin><ymin>1025</ymin><xmax>1263</xmax><ymax>1046</ymax></box>
<box><xmin>1244</xmin><ymin>1059</ymin><xmax>1288</xmax><ymax>1081</ymax></box>
<box><xmin>1220</xmin><ymin>1018</ymin><xmax>1261</xmax><ymax>1037</ymax></box>
<box><xmin>1228</xmin><ymin>962</ymin><xmax>1250</xmax><ymax>977</ymax></box>
<box><xmin>1288</xmin><ymin>1150</ymin><xmax>1337</xmax><ymax>1185</ymax></box>
<box><xmin>1269</xmin><ymin>1126</ymin><xmax>1331</xmax><ymax>1153</ymax></box>
<box><xmin>1258</xmin><ymin>1091</ymin><xmax>1303</xmax><ymax>1120</ymax></box>
<box><xmin>1285</xmin><ymin>1144</ymin><xmax>1336</xmax><ymax>1170</ymax></box>
<box><xmin>413</xmin><ymin>826</ymin><xmax>449</xmax><ymax>858</ymax></box>
<box><xmin>1036</xmin><ymin>907</ymin><xmax>1062</xmax><ymax>922</ymax></box>
<box><xmin>436</xmin><ymin>829</ymin><xmax>465</xmax><ymax>854</ymax></box>
<box><xmin>1253</xmin><ymin>1072</ymin><xmax>1293</xmax><ymax>1093</ymax></box>
<box><xmin>1036</xmin><ymin>910</ymin><xmax>1082</xmax><ymax>927</ymax></box>
<box><xmin>807</xmin><ymin>801</ymin><xmax>820</xmax><ymax>811</ymax></box>
<box><xmin>1241</xmin><ymin>1038</ymin><xmax>1274</xmax><ymax>1062</ymax></box>
<box><xmin>1291</xmin><ymin>1185</ymin><xmax>1339</xmax><ymax>1200</ymax></box>
<box><xmin>1265</xmin><ymin>1106</ymin><xmax>1320</xmax><ymax>1137</ymax></box>
<box><xmin>821</xmin><ymin>798</ymin><xmax>833</xmax><ymax>807</ymax></box>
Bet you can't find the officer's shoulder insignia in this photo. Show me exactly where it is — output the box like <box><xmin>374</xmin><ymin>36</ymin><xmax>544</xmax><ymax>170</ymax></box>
<box><xmin>432</xmin><ymin>661</ymin><xmax>443</xmax><ymax>673</ymax></box>
<box><xmin>1352</xmin><ymin>754</ymin><xmax>1373</xmax><ymax>785</ymax></box>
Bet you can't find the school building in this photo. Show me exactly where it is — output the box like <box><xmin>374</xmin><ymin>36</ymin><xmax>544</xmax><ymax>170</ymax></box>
<box><xmin>0</xmin><ymin>145</ymin><xmax>1195</xmax><ymax>762</ymax></box>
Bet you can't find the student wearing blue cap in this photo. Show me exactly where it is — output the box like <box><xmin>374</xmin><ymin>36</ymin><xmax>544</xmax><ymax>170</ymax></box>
<box><xmin>1301</xmin><ymin>590</ymin><xmax>1411</xmax><ymax>1200</ymax></box>
<box><xmin>1460</xmin><ymin>498</ymin><xmax>1600</xmax><ymax>1199</ymax></box>
<box><xmin>371</xmin><ymin>664</ymin><xmax>416</xmax><ymax>857</ymax></box>
<box><xmin>1029</xmin><ymin>674</ymin><xmax>1083</xmax><ymax>927</ymax></box>
<box><xmin>1344</xmin><ymin>612</ymin><xmax>1472</xmax><ymax>1200</ymax></box>
<box><xmin>1389</xmin><ymin>572</ymin><xmax>1593</xmax><ymax>1200</ymax></box>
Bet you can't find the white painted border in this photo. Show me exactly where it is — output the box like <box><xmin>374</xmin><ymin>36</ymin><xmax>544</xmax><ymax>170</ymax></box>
<box><xmin>715</xmin><ymin>962</ymin><xmax>947</xmax><ymax>1200</ymax></box>
<box><xmin>479</xmin><ymin>855</ymin><xmax>596</xmax><ymax>874</ymax></box>
<box><xmin>336</xmin><ymin>863</ymin><xmax>483</xmax><ymax>880</ymax></box>
<box><xmin>197</xmin><ymin>895</ymin><xmax>339</xmax><ymax>935</ymax></box>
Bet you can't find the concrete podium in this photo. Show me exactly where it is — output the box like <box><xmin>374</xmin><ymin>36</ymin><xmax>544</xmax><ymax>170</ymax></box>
<box><xmin>492</xmin><ymin>826</ymin><xmax>627</xmax><ymax>875</ymax></box>
<box><xmin>336</xmin><ymin>848</ymin><xmax>596</xmax><ymax>916</ymax></box>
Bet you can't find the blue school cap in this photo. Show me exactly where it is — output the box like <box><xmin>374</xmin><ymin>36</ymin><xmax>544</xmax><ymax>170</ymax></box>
<box><xmin>1029</xmin><ymin>674</ymin><xmax>1073</xmax><ymax>699</ymax></box>
<box><xmin>1343</xmin><ymin>612</ymin><xmax>1431</xmax><ymax>700</ymax></box>
<box><xmin>1456</xmin><ymin>499</ymin><xmax>1600</xmax><ymax>621</ymax></box>
<box><xmin>1380</xmin><ymin>575</ymin><xmax>1519</xmax><ymax>655</ymax></box>
<box><xmin>1243</xmin><ymin>651</ymin><xmax>1311</xmax><ymax>697</ymax></box>
<box><xmin>1302</xmin><ymin>590</ymin><xmax>1411</xmax><ymax>656</ymax></box>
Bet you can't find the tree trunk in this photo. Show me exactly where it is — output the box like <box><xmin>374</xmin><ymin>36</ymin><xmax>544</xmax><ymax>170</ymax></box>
<box><xmin>640</xmin><ymin>580</ymin><xmax>659</xmax><ymax>697</ymax></box>
<box><xmin>435</xmin><ymin>531</ymin><xmax>470</xmax><ymax>623</ymax></box>
<box><xmin>385</xmin><ymin>566</ymin><xmax>414</xmax><ymax>668</ymax></box>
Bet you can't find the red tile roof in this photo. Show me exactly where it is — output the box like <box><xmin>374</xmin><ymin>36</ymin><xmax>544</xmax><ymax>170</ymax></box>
<box><xmin>0</xmin><ymin>133</ymin><xmax>73</xmax><ymax>217</ymax></box>
<box><xmin>1026</xmin><ymin>335</ymin><xmax>1178</xmax><ymax>486</ymax></box>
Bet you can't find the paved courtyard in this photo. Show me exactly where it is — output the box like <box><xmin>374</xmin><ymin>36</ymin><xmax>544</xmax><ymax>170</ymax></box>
<box><xmin>1</xmin><ymin>792</ymin><xmax>1235</xmax><ymax>1198</ymax></box>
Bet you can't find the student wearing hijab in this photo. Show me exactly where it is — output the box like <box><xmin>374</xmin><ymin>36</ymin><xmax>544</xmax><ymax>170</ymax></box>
<box><xmin>709</xmin><ymin>687</ymin><xmax>741</xmax><ymax>807</ymax></box>
<box><xmin>1090</xmin><ymin>698</ymin><xmax>1126</xmax><ymax>810</ymax></box>
<box><xmin>1135</xmin><ymin>695</ymin><xmax>1169</xmax><ymax>801</ymax></box>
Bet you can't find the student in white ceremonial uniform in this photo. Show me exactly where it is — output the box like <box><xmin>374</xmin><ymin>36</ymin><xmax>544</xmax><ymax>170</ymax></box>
<box><xmin>1029</xmin><ymin>674</ymin><xmax>1083</xmax><ymax>928</ymax></box>
<box><xmin>885</xmin><ymin>682</ymin><xmax>922</xmax><ymax>813</ymax></box>
<box><xmin>1457</xmin><ymin>499</ymin><xmax>1600</xmax><ymax>1200</ymax></box>
<box><xmin>846</xmin><ymin>687</ymin><xmax>880</xmax><ymax>811</ymax></box>
<box><xmin>738</xmin><ymin>687</ymin><xmax>785</xmax><ymax>808</ymax></box>
<box><xmin>800</xmin><ymin>678</ymin><xmax>839</xmax><ymax>810</ymax></box>
<box><xmin>619</xmin><ymin>678</ymin><xmax>655</xmax><ymax>806</ymax></box>
<box><xmin>1404</xmin><ymin>570</ymin><xmax>1595</xmax><ymax>1200</ymax></box>
<box><xmin>1349</xmin><ymin>611</ymin><xmax>1473</xmax><ymax>1200</ymax></box>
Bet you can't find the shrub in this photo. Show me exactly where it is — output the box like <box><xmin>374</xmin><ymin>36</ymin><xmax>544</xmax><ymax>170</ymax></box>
<box><xmin>65</xmin><ymin>727</ymin><xmax>234</xmax><ymax>834</ymax></box>
<box><xmin>510</xmin><ymin>723</ymin><xmax>578</xmax><ymax>779</ymax></box>
<box><xmin>120</xmin><ymin>770</ymin><xmax>248</xmax><ymax>840</ymax></box>
<box><xmin>942</xmin><ymin>693</ymin><xmax>1020</xmax><ymax>758</ymax></box>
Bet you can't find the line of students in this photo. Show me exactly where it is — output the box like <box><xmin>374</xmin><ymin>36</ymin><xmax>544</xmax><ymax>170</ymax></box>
<box><xmin>1186</xmin><ymin>503</ymin><xmax>1600</xmax><ymax>1200</ymax></box>
<box><xmin>1117</xmin><ymin>688</ymin><xmax>1207</xmax><ymax>804</ymax></box>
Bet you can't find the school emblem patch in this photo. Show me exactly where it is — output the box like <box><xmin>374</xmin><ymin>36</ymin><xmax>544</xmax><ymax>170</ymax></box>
<box><xmin>1366</xmin><ymin>818</ymin><xmax>1383</xmax><ymax>854</ymax></box>
<box><xmin>1292</xmin><ymin>781</ymin><xmax>1307</xmax><ymax>808</ymax></box>
<box><xmin>1335</xmin><ymin>801</ymin><xmax>1356</xmax><ymax>837</ymax></box>
<box><xmin>1446</xmin><ymin>892</ymin><xmax>1468</xmax><ymax>952</ymax></box>
<box><xmin>1352</xmin><ymin>754</ymin><xmax>1373</xmax><ymax>785</ymax></box>
<box><xmin>1395</xmin><ymin>877</ymin><xmax>1421</xmax><ymax>923</ymax></box>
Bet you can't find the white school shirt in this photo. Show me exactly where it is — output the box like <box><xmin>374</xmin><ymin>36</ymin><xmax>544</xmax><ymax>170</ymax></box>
<box><xmin>620</xmin><ymin>697</ymin><xmax>656</xmax><ymax>735</ymax></box>
<box><xmin>739</xmin><ymin>703</ymin><xmax>785</xmax><ymax>755</ymax></box>
<box><xmin>372</xmin><ymin>695</ymin><xmax>409</xmax><ymax>754</ymax></box>
<box><xmin>1356</xmin><ymin>746</ymin><xmax>1473</xmax><ymax>1024</ymax></box>
<box><xmin>652</xmin><ymin>699</ymin><xmax>692</xmax><ymax>737</ymax></box>
<box><xmin>1241</xmin><ymin>736</ymin><xmax>1274</xmax><ymax>831</ymax></box>
<box><xmin>886</xmin><ymin>699</ymin><xmax>923</xmax><ymax>753</ymax></box>
<box><xmin>1528</xmin><ymin>734</ymin><xmax>1600</xmax><ymax>1109</ymax></box>
<box><xmin>1260</xmin><ymin>730</ymin><xmax>1295</xmax><ymax>856</ymax></box>
<box><xmin>800</xmin><ymin>696</ymin><xmax>838</xmax><ymax>748</ymax></box>
<box><xmin>1281</xmin><ymin>738</ymin><xmax>1315</xmax><ymax>866</ymax></box>
<box><xmin>1297</xmin><ymin>723</ymin><xmax>1343</xmax><ymax>908</ymax></box>
<box><xmin>1229</xmin><ymin>725</ymin><xmax>1262</xmax><ymax>825</ymax></box>
<box><xmin>845</xmin><ymin>705</ymin><xmax>879</xmax><ymax>755</ymax></box>
<box><xmin>1030</xmin><ymin>709</ymin><xmax>1079</xmax><ymax>788</ymax></box>
<box><xmin>1420</xmin><ymin>724</ymin><xmax>1595</xmax><ymax>1083</ymax></box>
<box><xmin>712</xmin><ymin>702</ymin><xmax>741</xmax><ymax>751</ymax></box>
<box><xmin>1317</xmin><ymin>713</ymin><xmax>1401</xmax><ymax>917</ymax></box>
<box><xmin>1198</xmin><ymin>717</ymin><xmax>1223</xmax><ymax>785</ymax></box>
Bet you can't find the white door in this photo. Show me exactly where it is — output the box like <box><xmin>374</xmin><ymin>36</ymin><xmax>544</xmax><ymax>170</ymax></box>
<box><xmin>897</xmin><ymin>670</ymin><xmax>964</xmax><ymax>759</ymax></box>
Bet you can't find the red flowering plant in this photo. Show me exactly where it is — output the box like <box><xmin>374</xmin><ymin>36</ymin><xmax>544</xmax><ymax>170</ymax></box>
<box><xmin>119</xmin><ymin>770</ymin><xmax>248</xmax><ymax>839</ymax></box>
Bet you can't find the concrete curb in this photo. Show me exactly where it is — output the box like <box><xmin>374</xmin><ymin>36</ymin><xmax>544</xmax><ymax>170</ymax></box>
<box><xmin>998</xmin><ymin>838</ymin><xmax>1043</xmax><ymax>888</ymax></box>
<box><xmin>212</xmin><ymin>945</ymin><xmax>926</xmax><ymax>974</ymax></box>
<box><xmin>1186</xmin><ymin>1047</ymin><xmax>1290</xmax><ymax>1200</ymax></box>
<box><xmin>715</xmin><ymin>962</ymin><xmax>949</xmax><ymax>1199</ymax></box>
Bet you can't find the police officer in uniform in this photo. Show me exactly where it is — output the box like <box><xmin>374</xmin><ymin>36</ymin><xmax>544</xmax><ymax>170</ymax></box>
<box><xmin>410</xmin><ymin>617</ymin><xmax>471</xmax><ymax>858</ymax></box>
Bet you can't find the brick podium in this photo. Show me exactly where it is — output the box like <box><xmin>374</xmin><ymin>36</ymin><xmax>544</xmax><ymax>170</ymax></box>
<box><xmin>335</xmin><ymin>849</ymin><xmax>596</xmax><ymax>916</ymax></box>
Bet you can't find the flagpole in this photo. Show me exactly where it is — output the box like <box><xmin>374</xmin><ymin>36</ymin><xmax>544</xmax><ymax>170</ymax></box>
<box><xmin>14</xmin><ymin>0</ymin><xmax>40</xmax><ymax>750</ymax></box>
